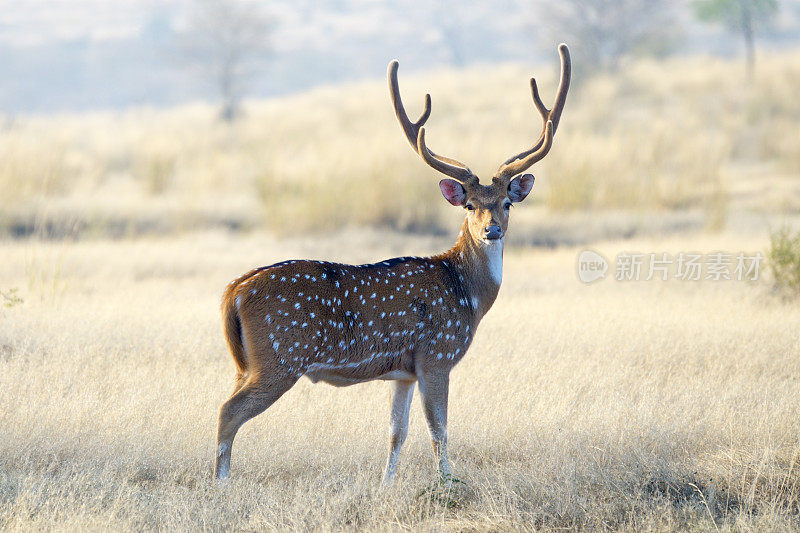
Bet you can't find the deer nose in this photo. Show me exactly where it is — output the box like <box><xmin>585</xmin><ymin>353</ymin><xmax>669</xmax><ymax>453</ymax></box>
<box><xmin>484</xmin><ymin>225</ymin><xmax>502</xmax><ymax>240</ymax></box>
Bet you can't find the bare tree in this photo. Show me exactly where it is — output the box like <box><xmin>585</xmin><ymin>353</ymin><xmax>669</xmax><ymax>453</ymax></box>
<box><xmin>693</xmin><ymin>0</ymin><xmax>779</xmax><ymax>81</ymax></box>
<box><xmin>181</xmin><ymin>0</ymin><xmax>271</xmax><ymax>122</ymax></box>
<box><xmin>538</xmin><ymin>0</ymin><xmax>677</xmax><ymax>77</ymax></box>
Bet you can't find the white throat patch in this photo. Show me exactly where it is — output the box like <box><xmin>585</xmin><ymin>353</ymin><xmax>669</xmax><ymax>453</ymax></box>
<box><xmin>485</xmin><ymin>239</ymin><xmax>503</xmax><ymax>285</ymax></box>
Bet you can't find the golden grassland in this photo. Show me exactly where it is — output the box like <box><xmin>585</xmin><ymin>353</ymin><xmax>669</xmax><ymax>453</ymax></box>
<box><xmin>1</xmin><ymin>49</ymin><xmax>800</xmax><ymax>238</ymax></box>
<box><xmin>1</xmin><ymin>228</ymin><xmax>799</xmax><ymax>530</ymax></box>
<box><xmin>1</xmin><ymin>48</ymin><xmax>800</xmax><ymax>531</ymax></box>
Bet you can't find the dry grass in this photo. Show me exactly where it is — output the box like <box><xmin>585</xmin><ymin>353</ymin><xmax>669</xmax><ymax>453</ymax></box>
<box><xmin>1</xmin><ymin>229</ymin><xmax>799</xmax><ymax>531</ymax></box>
<box><xmin>1</xmin><ymin>45</ymin><xmax>799</xmax><ymax>531</ymax></box>
<box><xmin>2</xmin><ymin>49</ymin><xmax>800</xmax><ymax>238</ymax></box>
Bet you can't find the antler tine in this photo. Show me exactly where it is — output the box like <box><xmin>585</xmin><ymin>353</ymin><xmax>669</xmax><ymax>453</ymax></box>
<box><xmin>494</xmin><ymin>43</ymin><xmax>571</xmax><ymax>182</ymax></box>
<box><xmin>388</xmin><ymin>60</ymin><xmax>430</xmax><ymax>150</ymax></box>
<box><xmin>416</xmin><ymin>128</ymin><xmax>475</xmax><ymax>180</ymax></box>
<box><xmin>388</xmin><ymin>60</ymin><xmax>475</xmax><ymax>183</ymax></box>
<box><xmin>529</xmin><ymin>77</ymin><xmax>549</xmax><ymax>119</ymax></box>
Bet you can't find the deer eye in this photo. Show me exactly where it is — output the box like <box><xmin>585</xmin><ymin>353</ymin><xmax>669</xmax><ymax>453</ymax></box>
<box><xmin>465</xmin><ymin>203</ymin><xmax>475</xmax><ymax>211</ymax></box>
<box><xmin>504</xmin><ymin>201</ymin><xmax>512</xmax><ymax>210</ymax></box>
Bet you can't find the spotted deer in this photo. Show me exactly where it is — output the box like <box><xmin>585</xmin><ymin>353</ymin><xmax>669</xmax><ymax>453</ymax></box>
<box><xmin>214</xmin><ymin>44</ymin><xmax>571</xmax><ymax>483</ymax></box>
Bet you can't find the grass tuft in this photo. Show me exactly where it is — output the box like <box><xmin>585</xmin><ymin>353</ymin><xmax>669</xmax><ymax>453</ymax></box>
<box><xmin>768</xmin><ymin>225</ymin><xmax>800</xmax><ymax>296</ymax></box>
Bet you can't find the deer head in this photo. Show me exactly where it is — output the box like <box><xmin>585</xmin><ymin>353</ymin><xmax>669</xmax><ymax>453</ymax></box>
<box><xmin>388</xmin><ymin>44</ymin><xmax>571</xmax><ymax>245</ymax></box>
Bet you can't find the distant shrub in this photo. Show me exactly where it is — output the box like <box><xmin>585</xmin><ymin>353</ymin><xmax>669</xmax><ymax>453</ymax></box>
<box><xmin>0</xmin><ymin>288</ymin><xmax>23</xmax><ymax>308</ymax></box>
<box><xmin>0</xmin><ymin>137</ymin><xmax>70</xmax><ymax>206</ymax></box>
<box><xmin>768</xmin><ymin>226</ymin><xmax>800</xmax><ymax>295</ymax></box>
<box><xmin>254</xmin><ymin>162</ymin><xmax>446</xmax><ymax>235</ymax></box>
<box><xmin>136</xmin><ymin>152</ymin><xmax>176</xmax><ymax>195</ymax></box>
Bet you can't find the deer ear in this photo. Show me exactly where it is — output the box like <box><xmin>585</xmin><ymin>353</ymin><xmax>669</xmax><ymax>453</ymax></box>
<box><xmin>439</xmin><ymin>179</ymin><xmax>467</xmax><ymax>206</ymax></box>
<box><xmin>508</xmin><ymin>174</ymin><xmax>534</xmax><ymax>203</ymax></box>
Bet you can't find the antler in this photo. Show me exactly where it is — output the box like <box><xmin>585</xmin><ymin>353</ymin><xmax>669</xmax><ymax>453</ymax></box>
<box><xmin>388</xmin><ymin>60</ymin><xmax>476</xmax><ymax>184</ymax></box>
<box><xmin>494</xmin><ymin>43</ymin><xmax>571</xmax><ymax>183</ymax></box>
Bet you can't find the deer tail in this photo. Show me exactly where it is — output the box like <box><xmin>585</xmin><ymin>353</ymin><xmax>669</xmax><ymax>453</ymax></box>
<box><xmin>222</xmin><ymin>291</ymin><xmax>247</xmax><ymax>376</ymax></box>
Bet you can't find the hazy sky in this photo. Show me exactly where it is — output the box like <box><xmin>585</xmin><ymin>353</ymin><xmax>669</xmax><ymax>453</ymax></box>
<box><xmin>0</xmin><ymin>0</ymin><xmax>797</xmax><ymax>114</ymax></box>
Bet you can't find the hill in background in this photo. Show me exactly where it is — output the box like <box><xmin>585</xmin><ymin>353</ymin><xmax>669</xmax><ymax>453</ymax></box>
<box><xmin>2</xmin><ymin>48</ymin><xmax>799</xmax><ymax>243</ymax></box>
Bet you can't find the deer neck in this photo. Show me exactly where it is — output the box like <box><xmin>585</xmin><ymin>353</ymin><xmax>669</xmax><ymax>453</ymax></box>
<box><xmin>443</xmin><ymin>218</ymin><xmax>503</xmax><ymax>320</ymax></box>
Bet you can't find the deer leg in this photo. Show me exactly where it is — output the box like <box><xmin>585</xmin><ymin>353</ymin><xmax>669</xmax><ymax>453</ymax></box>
<box><xmin>232</xmin><ymin>372</ymin><xmax>248</xmax><ymax>395</ymax></box>
<box><xmin>382</xmin><ymin>380</ymin><xmax>415</xmax><ymax>485</ymax></box>
<box><xmin>418</xmin><ymin>371</ymin><xmax>451</xmax><ymax>478</ymax></box>
<box><xmin>214</xmin><ymin>372</ymin><xmax>297</xmax><ymax>480</ymax></box>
